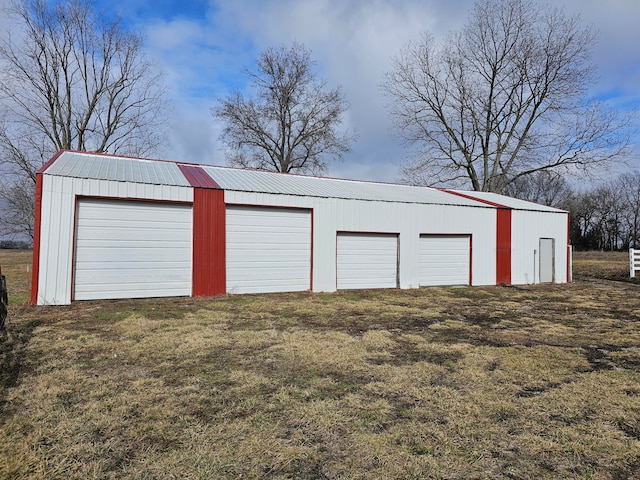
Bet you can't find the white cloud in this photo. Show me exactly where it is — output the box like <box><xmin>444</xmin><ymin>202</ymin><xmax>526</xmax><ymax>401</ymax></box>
<box><xmin>5</xmin><ymin>0</ymin><xmax>639</xmax><ymax>182</ymax></box>
<box><xmin>141</xmin><ymin>0</ymin><xmax>462</xmax><ymax>179</ymax></box>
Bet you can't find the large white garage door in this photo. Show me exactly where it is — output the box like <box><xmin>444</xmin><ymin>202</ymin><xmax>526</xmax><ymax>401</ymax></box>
<box><xmin>74</xmin><ymin>199</ymin><xmax>193</xmax><ymax>300</ymax></box>
<box><xmin>226</xmin><ymin>206</ymin><xmax>312</xmax><ymax>294</ymax></box>
<box><xmin>419</xmin><ymin>234</ymin><xmax>471</xmax><ymax>286</ymax></box>
<box><xmin>337</xmin><ymin>233</ymin><xmax>398</xmax><ymax>290</ymax></box>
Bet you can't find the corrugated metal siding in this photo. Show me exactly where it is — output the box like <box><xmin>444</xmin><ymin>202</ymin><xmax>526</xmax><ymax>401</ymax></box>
<box><xmin>453</xmin><ymin>190</ymin><xmax>567</xmax><ymax>213</ymax></box>
<box><xmin>35</xmin><ymin>175</ymin><xmax>193</xmax><ymax>305</ymax></box>
<box><xmin>223</xmin><ymin>191</ymin><xmax>499</xmax><ymax>291</ymax></box>
<box><xmin>45</xmin><ymin>151</ymin><xmax>191</xmax><ymax>186</ymax></box>
<box><xmin>192</xmin><ymin>188</ymin><xmax>226</xmax><ymax>296</ymax></box>
<box><xmin>496</xmin><ymin>209</ymin><xmax>512</xmax><ymax>284</ymax></box>
<box><xmin>510</xmin><ymin>210</ymin><xmax>569</xmax><ymax>284</ymax></box>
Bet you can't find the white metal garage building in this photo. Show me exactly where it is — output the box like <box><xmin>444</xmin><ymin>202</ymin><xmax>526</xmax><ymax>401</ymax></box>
<box><xmin>30</xmin><ymin>151</ymin><xmax>570</xmax><ymax>305</ymax></box>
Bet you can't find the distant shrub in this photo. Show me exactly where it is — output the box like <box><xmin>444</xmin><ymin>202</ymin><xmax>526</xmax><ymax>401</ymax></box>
<box><xmin>0</xmin><ymin>240</ymin><xmax>31</xmax><ymax>249</ymax></box>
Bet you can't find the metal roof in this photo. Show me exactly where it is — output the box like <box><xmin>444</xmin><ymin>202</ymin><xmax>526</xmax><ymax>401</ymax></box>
<box><xmin>451</xmin><ymin>190</ymin><xmax>567</xmax><ymax>213</ymax></box>
<box><xmin>201</xmin><ymin>165</ymin><xmax>486</xmax><ymax>207</ymax></box>
<box><xmin>42</xmin><ymin>151</ymin><xmax>566</xmax><ymax>212</ymax></box>
<box><xmin>44</xmin><ymin>151</ymin><xmax>192</xmax><ymax>187</ymax></box>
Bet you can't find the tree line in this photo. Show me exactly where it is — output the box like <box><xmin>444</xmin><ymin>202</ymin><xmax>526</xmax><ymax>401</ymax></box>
<box><xmin>505</xmin><ymin>171</ymin><xmax>640</xmax><ymax>251</ymax></box>
<box><xmin>0</xmin><ymin>0</ymin><xmax>636</xmax><ymax>247</ymax></box>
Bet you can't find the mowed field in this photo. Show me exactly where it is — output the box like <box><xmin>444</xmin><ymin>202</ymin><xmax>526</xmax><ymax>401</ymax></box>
<box><xmin>1</xmin><ymin>250</ymin><xmax>639</xmax><ymax>479</ymax></box>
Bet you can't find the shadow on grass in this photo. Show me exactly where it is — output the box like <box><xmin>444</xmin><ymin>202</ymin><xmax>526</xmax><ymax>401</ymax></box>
<box><xmin>0</xmin><ymin>318</ymin><xmax>40</xmax><ymax>417</ymax></box>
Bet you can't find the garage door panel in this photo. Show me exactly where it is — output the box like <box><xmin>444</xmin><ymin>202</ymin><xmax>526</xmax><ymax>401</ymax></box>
<box><xmin>419</xmin><ymin>235</ymin><xmax>470</xmax><ymax>286</ymax></box>
<box><xmin>337</xmin><ymin>233</ymin><xmax>398</xmax><ymax>290</ymax></box>
<box><xmin>226</xmin><ymin>206</ymin><xmax>312</xmax><ymax>294</ymax></box>
<box><xmin>74</xmin><ymin>199</ymin><xmax>192</xmax><ymax>300</ymax></box>
<box><xmin>78</xmin><ymin>228</ymin><xmax>190</xmax><ymax>241</ymax></box>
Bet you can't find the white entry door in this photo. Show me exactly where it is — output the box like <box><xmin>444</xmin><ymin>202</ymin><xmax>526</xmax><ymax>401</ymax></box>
<box><xmin>74</xmin><ymin>198</ymin><xmax>193</xmax><ymax>300</ymax></box>
<box><xmin>336</xmin><ymin>233</ymin><xmax>399</xmax><ymax>289</ymax></box>
<box><xmin>539</xmin><ymin>238</ymin><xmax>555</xmax><ymax>283</ymax></box>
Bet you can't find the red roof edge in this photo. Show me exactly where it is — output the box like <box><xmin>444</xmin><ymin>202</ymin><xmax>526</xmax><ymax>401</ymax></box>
<box><xmin>177</xmin><ymin>164</ymin><xmax>222</xmax><ymax>189</ymax></box>
<box><xmin>37</xmin><ymin>150</ymin><xmax>67</xmax><ymax>174</ymax></box>
<box><xmin>440</xmin><ymin>188</ymin><xmax>510</xmax><ymax>209</ymax></box>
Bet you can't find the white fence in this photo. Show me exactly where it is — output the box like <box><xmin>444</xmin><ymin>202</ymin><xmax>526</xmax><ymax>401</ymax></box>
<box><xmin>630</xmin><ymin>248</ymin><xmax>640</xmax><ymax>277</ymax></box>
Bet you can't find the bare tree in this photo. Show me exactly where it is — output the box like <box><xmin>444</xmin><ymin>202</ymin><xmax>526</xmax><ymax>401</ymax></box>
<box><xmin>617</xmin><ymin>172</ymin><xmax>640</xmax><ymax>249</ymax></box>
<box><xmin>0</xmin><ymin>0</ymin><xmax>169</xmax><ymax>242</ymax></box>
<box><xmin>384</xmin><ymin>0</ymin><xmax>631</xmax><ymax>193</ymax></box>
<box><xmin>502</xmin><ymin>171</ymin><xmax>571</xmax><ymax>207</ymax></box>
<box><xmin>214</xmin><ymin>42</ymin><xmax>356</xmax><ymax>174</ymax></box>
<box><xmin>0</xmin><ymin>178</ymin><xmax>35</xmax><ymax>240</ymax></box>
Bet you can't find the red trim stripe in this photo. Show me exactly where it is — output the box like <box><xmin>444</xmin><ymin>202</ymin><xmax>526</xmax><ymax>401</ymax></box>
<box><xmin>177</xmin><ymin>164</ymin><xmax>221</xmax><ymax>189</ymax></box>
<box><xmin>191</xmin><ymin>188</ymin><xmax>226</xmax><ymax>296</ymax></box>
<box><xmin>440</xmin><ymin>188</ymin><xmax>509</xmax><ymax>209</ymax></box>
<box><xmin>37</xmin><ymin>150</ymin><xmax>65</xmax><ymax>175</ymax></box>
<box><xmin>567</xmin><ymin>213</ymin><xmax>572</xmax><ymax>283</ymax></box>
<box><xmin>310</xmin><ymin>209</ymin><xmax>314</xmax><ymax>291</ymax></box>
<box><xmin>469</xmin><ymin>234</ymin><xmax>473</xmax><ymax>286</ymax></box>
<box><xmin>496</xmin><ymin>209</ymin><xmax>512</xmax><ymax>284</ymax></box>
<box><xmin>29</xmin><ymin>172</ymin><xmax>44</xmax><ymax>305</ymax></box>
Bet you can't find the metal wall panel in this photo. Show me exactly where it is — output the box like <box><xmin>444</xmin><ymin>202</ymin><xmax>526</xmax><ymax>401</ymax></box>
<box><xmin>510</xmin><ymin>210</ymin><xmax>569</xmax><ymax>284</ymax></box>
<box><xmin>74</xmin><ymin>199</ymin><xmax>192</xmax><ymax>300</ymax></box>
<box><xmin>337</xmin><ymin>233</ymin><xmax>399</xmax><ymax>289</ymax></box>
<box><xmin>419</xmin><ymin>235</ymin><xmax>471</xmax><ymax>286</ymax></box>
<box><xmin>35</xmin><ymin>175</ymin><xmax>192</xmax><ymax>305</ymax></box>
<box><xmin>224</xmin><ymin>190</ymin><xmax>499</xmax><ymax>292</ymax></box>
<box><xmin>226</xmin><ymin>205</ymin><xmax>312</xmax><ymax>294</ymax></box>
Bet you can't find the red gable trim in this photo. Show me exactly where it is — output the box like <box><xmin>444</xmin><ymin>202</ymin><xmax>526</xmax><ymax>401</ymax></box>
<box><xmin>178</xmin><ymin>164</ymin><xmax>221</xmax><ymax>189</ymax></box>
<box><xmin>37</xmin><ymin>150</ymin><xmax>66</xmax><ymax>174</ymax></box>
<box><xmin>440</xmin><ymin>188</ymin><xmax>509</xmax><ymax>209</ymax></box>
<box><xmin>29</xmin><ymin>172</ymin><xmax>45</xmax><ymax>305</ymax></box>
<box><xmin>567</xmin><ymin>214</ymin><xmax>572</xmax><ymax>283</ymax></box>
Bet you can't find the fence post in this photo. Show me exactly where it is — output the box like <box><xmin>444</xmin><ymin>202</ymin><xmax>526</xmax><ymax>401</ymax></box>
<box><xmin>0</xmin><ymin>267</ymin><xmax>7</xmax><ymax>329</ymax></box>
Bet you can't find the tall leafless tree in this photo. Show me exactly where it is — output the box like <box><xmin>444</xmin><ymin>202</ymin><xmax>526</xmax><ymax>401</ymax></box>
<box><xmin>0</xmin><ymin>0</ymin><xmax>169</xmax><ymax>242</ymax></box>
<box><xmin>502</xmin><ymin>170</ymin><xmax>571</xmax><ymax>207</ymax></box>
<box><xmin>616</xmin><ymin>172</ymin><xmax>640</xmax><ymax>249</ymax></box>
<box><xmin>0</xmin><ymin>178</ymin><xmax>35</xmax><ymax>240</ymax></box>
<box><xmin>214</xmin><ymin>42</ymin><xmax>356</xmax><ymax>174</ymax></box>
<box><xmin>383</xmin><ymin>0</ymin><xmax>631</xmax><ymax>193</ymax></box>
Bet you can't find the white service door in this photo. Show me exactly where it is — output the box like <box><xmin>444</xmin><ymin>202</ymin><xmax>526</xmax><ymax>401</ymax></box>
<box><xmin>226</xmin><ymin>206</ymin><xmax>312</xmax><ymax>294</ymax></box>
<box><xmin>419</xmin><ymin>235</ymin><xmax>471</xmax><ymax>286</ymax></box>
<box><xmin>336</xmin><ymin>233</ymin><xmax>398</xmax><ymax>289</ymax></box>
<box><xmin>539</xmin><ymin>238</ymin><xmax>555</xmax><ymax>283</ymax></box>
<box><xmin>74</xmin><ymin>199</ymin><xmax>193</xmax><ymax>300</ymax></box>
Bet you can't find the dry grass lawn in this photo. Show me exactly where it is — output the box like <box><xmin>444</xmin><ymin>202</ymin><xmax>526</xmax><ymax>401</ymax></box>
<box><xmin>0</xmin><ymin>249</ymin><xmax>639</xmax><ymax>479</ymax></box>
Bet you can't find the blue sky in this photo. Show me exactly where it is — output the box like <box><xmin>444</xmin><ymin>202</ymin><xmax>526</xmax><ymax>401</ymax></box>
<box><xmin>4</xmin><ymin>0</ymin><xmax>640</xmax><ymax>182</ymax></box>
